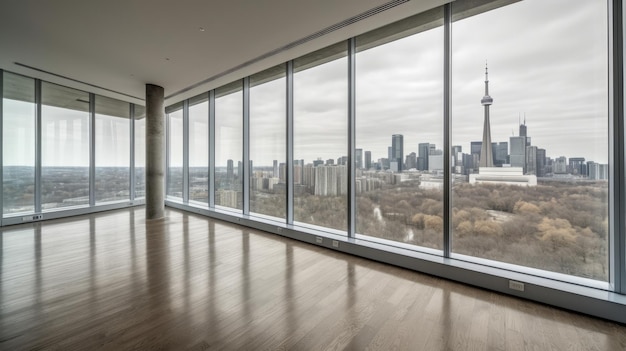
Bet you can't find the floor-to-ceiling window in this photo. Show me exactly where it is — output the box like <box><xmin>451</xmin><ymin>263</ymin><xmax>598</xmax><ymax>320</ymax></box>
<box><xmin>95</xmin><ymin>95</ymin><xmax>130</xmax><ymax>203</ymax></box>
<box><xmin>166</xmin><ymin>104</ymin><xmax>183</xmax><ymax>200</ymax></box>
<box><xmin>249</xmin><ymin>65</ymin><xmax>286</xmax><ymax>220</ymax></box>
<box><xmin>355</xmin><ymin>8</ymin><xmax>445</xmax><ymax>250</ymax></box>
<box><xmin>41</xmin><ymin>82</ymin><xmax>90</xmax><ymax>210</ymax></box>
<box><xmin>134</xmin><ymin>105</ymin><xmax>145</xmax><ymax>199</ymax></box>
<box><xmin>215</xmin><ymin>81</ymin><xmax>243</xmax><ymax>211</ymax></box>
<box><xmin>189</xmin><ymin>93</ymin><xmax>209</xmax><ymax>205</ymax></box>
<box><xmin>450</xmin><ymin>0</ymin><xmax>609</xmax><ymax>281</ymax></box>
<box><xmin>160</xmin><ymin>0</ymin><xmax>623</xmax><ymax>319</ymax></box>
<box><xmin>293</xmin><ymin>43</ymin><xmax>348</xmax><ymax>232</ymax></box>
<box><xmin>2</xmin><ymin>72</ymin><xmax>36</xmax><ymax>215</ymax></box>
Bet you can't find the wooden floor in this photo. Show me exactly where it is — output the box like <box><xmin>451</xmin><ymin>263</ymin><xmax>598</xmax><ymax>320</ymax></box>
<box><xmin>0</xmin><ymin>208</ymin><xmax>625</xmax><ymax>350</ymax></box>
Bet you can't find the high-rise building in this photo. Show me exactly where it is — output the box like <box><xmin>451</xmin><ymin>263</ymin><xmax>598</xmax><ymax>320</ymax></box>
<box><xmin>452</xmin><ymin>145</ymin><xmax>463</xmax><ymax>169</ymax></box>
<box><xmin>294</xmin><ymin>164</ymin><xmax>302</xmax><ymax>184</ymax></box>
<box><xmin>569</xmin><ymin>157</ymin><xmax>586</xmax><ymax>175</ymax></box>
<box><xmin>227</xmin><ymin>159</ymin><xmax>234</xmax><ymax>180</ymax></box>
<box><xmin>470</xmin><ymin>141</ymin><xmax>482</xmax><ymax>156</ymax></box>
<box><xmin>526</xmin><ymin>146</ymin><xmax>537</xmax><ymax>175</ymax></box>
<box><xmin>588</xmin><ymin>162</ymin><xmax>609</xmax><ymax>180</ymax></box>
<box><xmin>279</xmin><ymin>163</ymin><xmax>286</xmax><ymax>182</ymax></box>
<box><xmin>451</xmin><ymin>145</ymin><xmax>463</xmax><ymax>173</ymax></box>
<box><xmin>428</xmin><ymin>154</ymin><xmax>444</xmax><ymax>172</ymax></box>
<box><xmin>470</xmin><ymin>141</ymin><xmax>482</xmax><ymax>171</ymax></box>
<box><xmin>479</xmin><ymin>64</ymin><xmax>494</xmax><ymax>168</ymax></box>
<box><xmin>554</xmin><ymin>156</ymin><xmax>567</xmax><ymax>174</ymax></box>
<box><xmin>392</xmin><ymin>134</ymin><xmax>404</xmax><ymax>171</ymax></box>
<box><xmin>509</xmin><ymin>136</ymin><xmax>526</xmax><ymax>171</ymax></box>
<box><xmin>537</xmin><ymin>148</ymin><xmax>546</xmax><ymax>177</ymax></box>
<box><xmin>273</xmin><ymin>160</ymin><xmax>278</xmax><ymax>178</ymax></box>
<box><xmin>380</xmin><ymin>158</ymin><xmax>390</xmax><ymax>170</ymax></box>
<box><xmin>364</xmin><ymin>151</ymin><xmax>372</xmax><ymax>170</ymax></box>
<box><xmin>462</xmin><ymin>153</ymin><xmax>474</xmax><ymax>175</ymax></box>
<box><xmin>495</xmin><ymin>142</ymin><xmax>508</xmax><ymax>166</ymax></box>
<box><xmin>418</xmin><ymin>143</ymin><xmax>430</xmax><ymax>171</ymax></box>
<box><xmin>405</xmin><ymin>152</ymin><xmax>417</xmax><ymax>170</ymax></box>
<box><xmin>356</xmin><ymin>149</ymin><xmax>363</xmax><ymax>170</ymax></box>
<box><xmin>303</xmin><ymin>164</ymin><xmax>315</xmax><ymax>187</ymax></box>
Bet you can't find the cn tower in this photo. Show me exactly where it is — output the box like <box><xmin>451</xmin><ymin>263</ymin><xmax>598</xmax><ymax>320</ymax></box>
<box><xmin>479</xmin><ymin>63</ymin><xmax>494</xmax><ymax>168</ymax></box>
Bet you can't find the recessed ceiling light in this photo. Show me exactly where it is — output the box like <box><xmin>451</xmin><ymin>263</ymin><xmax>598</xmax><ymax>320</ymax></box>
<box><xmin>199</xmin><ymin>27</ymin><xmax>205</xmax><ymax>32</ymax></box>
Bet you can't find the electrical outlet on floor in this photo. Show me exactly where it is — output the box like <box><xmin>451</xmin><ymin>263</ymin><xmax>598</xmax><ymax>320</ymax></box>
<box><xmin>509</xmin><ymin>280</ymin><xmax>525</xmax><ymax>292</ymax></box>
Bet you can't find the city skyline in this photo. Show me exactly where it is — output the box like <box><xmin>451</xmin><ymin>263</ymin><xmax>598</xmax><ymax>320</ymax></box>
<box><xmin>3</xmin><ymin>0</ymin><xmax>608</xmax><ymax>168</ymax></box>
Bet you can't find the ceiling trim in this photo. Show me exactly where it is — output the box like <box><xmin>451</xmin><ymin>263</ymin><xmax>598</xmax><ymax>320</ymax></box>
<box><xmin>14</xmin><ymin>62</ymin><xmax>144</xmax><ymax>101</ymax></box>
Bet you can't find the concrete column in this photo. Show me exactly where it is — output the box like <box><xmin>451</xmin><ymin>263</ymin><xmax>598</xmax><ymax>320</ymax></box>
<box><xmin>145</xmin><ymin>84</ymin><xmax>165</xmax><ymax>220</ymax></box>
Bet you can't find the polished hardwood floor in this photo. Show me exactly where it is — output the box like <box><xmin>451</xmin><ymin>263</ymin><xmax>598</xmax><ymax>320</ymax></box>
<box><xmin>1</xmin><ymin>207</ymin><xmax>625</xmax><ymax>350</ymax></box>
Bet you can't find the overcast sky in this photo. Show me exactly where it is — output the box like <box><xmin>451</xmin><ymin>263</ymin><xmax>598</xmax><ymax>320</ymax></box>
<box><xmin>241</xmin><ymin>0</ymin><xmax>608</xmax><ymax>166</ymax></box>
<box><xmin>3</xmin><ymin>0</ymin><xmax>608</xmax><ymax>167</ymax></box>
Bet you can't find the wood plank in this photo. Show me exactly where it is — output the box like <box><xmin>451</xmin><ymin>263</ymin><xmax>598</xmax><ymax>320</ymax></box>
<box><xmin>0</xmin><ymin>207</ymin><xmax>624</xmax><ymax>350</ymax></box>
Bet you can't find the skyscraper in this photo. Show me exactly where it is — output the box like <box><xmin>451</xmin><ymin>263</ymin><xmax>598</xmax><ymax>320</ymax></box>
<box><xmin>392</xmin><ymin>134</ymin><xmax>404</xmax><ymax>171</ymax></box>
<box><xmin>227</xmin><ymin>159</ymin><xmax>234</xmax><ymax>180</ymax></box>
<box><xmin>273</xmin><ymin>160</ymin><xmax>278</xmax><ymax>178</ymax></box>
<box><xmin>519</xmin><ymin>117</ymin><xmax>527</xmax><ymax>137</ymax></box>
<box><xmin>356</xmin><ymin>148</ymin><xmax>363</xmax><ymax>170</ymax></box>
<box><xmin>537</xmin><ymin>148</ymin><xmax>546</xmax><ymax>177</ymax></box>
<box><xmin>364</xmin><ymin>151</ymin><xmax>372</xmax><ymax>170</ymax></box>
<box><xmin>479</xmin><ymin>63</ymin><xmax>494</xmax><ymax>168</ymax></box>
<box><xmin>495</xmin><ymin>142</ymin><xmax>508</xmax><ymax>166</ymax></box>
<box><xmin>418</xmin><ymin>143</ymin><xmax>430</xmax><ymax>171</ymax></box>
<box><xmin>509</xmin><ymin>136</ymin><xmax>526</xmax><ymax>171</ymax></box>
<box><xmin>526</xmin><ymin>146</ymin><xmax>538</xmax><ymax>175</ymax></box>
<box><xmin>470</xmin><ymin>141</ymin><xmax>482</xmax><ymax>171</ymax></box>
<box><xmin>405</xmin><ymin>152</ymin><xmax>417</xmax><ymax>170</ymax></box>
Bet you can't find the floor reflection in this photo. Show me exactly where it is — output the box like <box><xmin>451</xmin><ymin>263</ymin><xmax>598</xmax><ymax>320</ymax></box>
<box><xmin>0</xmin><ymin>207</ymin><xmax>624</xmax><ymax>350</ymax></box>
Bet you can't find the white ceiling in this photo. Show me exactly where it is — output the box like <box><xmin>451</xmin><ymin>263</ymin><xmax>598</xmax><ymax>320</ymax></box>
<box><xmin>0</xmin><ymin>0</ymin><xmax>448</xmax><ymax>105</ymax></box>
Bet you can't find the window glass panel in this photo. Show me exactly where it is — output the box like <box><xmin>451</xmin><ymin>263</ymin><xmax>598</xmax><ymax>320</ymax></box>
<box><xmin>3</xmin><ymin>73</ymin><xmax>36</xmax><ymax>215</ymax></box>
<box><xmin>41</xmin><ymin>82</ymin><xmax>90</xmax><ymax>209</ymax></box>
<box><xmin>95</xmin><ymin>95</ymin><xmax>130</xmax><ymax>203</ymax></box>
<box><xmin>134</xmin><ymin>105</ymin><xmax>145</xmax><ymax>199</ymax></box>
<box><xmin>167</xmin><ymin>107</ymin><xmax>183</xmax><ymax>199</ymax></box>
<box><xmin>294</xmin><ymin>43</ymin><xmax>348</xmax><ymax>232</ymax></box>
<box><xmin>215</xmin><ymin>81</ymin><xmax>243</xmax><ymax>211</ymax></box>
<box><xmin>250</xmin><ymin>65</ymin><xmax>286</xmax><ymax>220</ymax></box>
<box><xmin>189</xmin><ymin>93</ymin><xmax>209</xmax><ymax>204</ymax></box>
<box><xmin>451</xmin><ymin>0</ymin><xmax>608</xmax><ymax>281</ymax></box>
<box><xmin>355</xmin><ymin>8</ymin><xmax>444</xmax><ymax>250</ymax></box>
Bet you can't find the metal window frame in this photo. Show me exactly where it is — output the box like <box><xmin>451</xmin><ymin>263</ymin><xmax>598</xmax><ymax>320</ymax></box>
<box><xmin>165</xmin><ymin>109</ymin><xmax>171</xmax><ymax>197</ymax></box>
<box><xmin>183</xmin><ymin>100</ymin><xmax>190</xmax><ymax>203</ymax></box>
<box><xmin>243</xmin><ymin>77</ymin><xmax>250</xmax><ymax>215</ymax></box>
<box><xmin>209</xmin><ymin>90</ymin><xmax>216</xmax><ymax>208</ymax></box>
<box><xmin>621</xmin><ymin>0</ymin><xmax>626</xmax><ymax>295</ymax></box>
<box><xmin>130</xmin><ymin>104</ymin><xmax>136</xmax><ymax>202</ymax></box>
<box><xmin>286</xmin><ymin>61</ymin><xmax>294</xmax><ymax>224</ymax></box>
<box><xmin>89</xmin><ymin>93</ymin><xmax>95</xmax><ymax>207</ymax></box>
<box><xmin>443</xmin><ymin>3</ymin><xmax>452</xmax><ymax>257</ymax></box>
<box><xmin>609</xmin><ymin>0</ymin><xmax>625</xmax><ymax>294</ymax></box>
<box><xmin>348</xmin><ymin>38</ymin><xmax>356</xmax><ymax>238</ymax></box>
<box><xmin>35</xmin><ymin>79</ymin><xmax>42</xmax><ymax>214</ymax></box>
<box><xmin>0</xmin><ymin>70</ymin><xmax>3</xmax><ymax>222</ymax></box>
